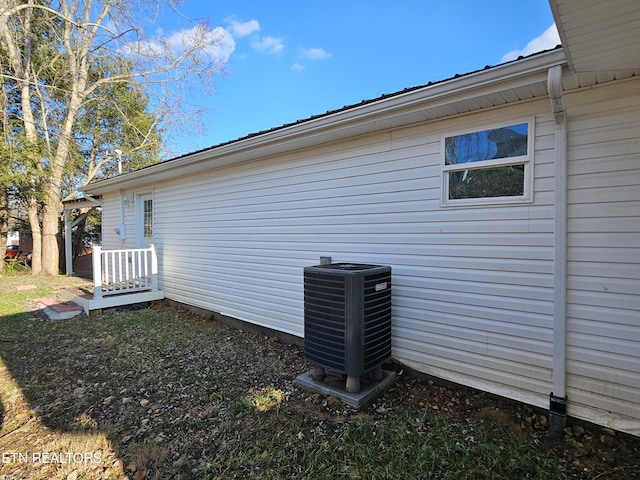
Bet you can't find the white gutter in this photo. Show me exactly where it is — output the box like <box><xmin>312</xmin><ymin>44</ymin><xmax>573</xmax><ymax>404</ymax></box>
<box><xmin>548</xmin><ymin>64</ymin><xmax>568</xmax><ymax>438</ymax></box>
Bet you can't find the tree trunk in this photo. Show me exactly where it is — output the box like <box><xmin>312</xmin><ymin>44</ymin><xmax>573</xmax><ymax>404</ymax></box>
<box><xmin>27</xmin><ymin>195</ymin><xmax>42</xmax><ymax>275</ymax></box>
<box><xmin>40</xmin><ymin>98</ymin><xmax>83</xmax><ymax>275</ymax></box>
<box><xmin>41</xmin><ymin>201</ymin><xmax>60</xmax><ymax>275</ymax></box>
<box><xmin>0</xmin><ymin>187</ymin><xmax>8</xmax><ymax>276</ymax></box>
<box><xmin>11</xmin><ymin>4</ymin><xmax>44</xmax><ymax>275</ymax></box>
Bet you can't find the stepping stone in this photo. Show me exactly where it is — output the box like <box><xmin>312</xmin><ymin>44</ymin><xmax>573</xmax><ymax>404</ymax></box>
<box><xmin>16</xmin><ymin>284</ymin><xmax>37</xmax><ymax>291</ymax></box>
<box><xmin>34</xmin><ymin>296</ymin><xmax>84</xmax><ymax>320</ymax></box>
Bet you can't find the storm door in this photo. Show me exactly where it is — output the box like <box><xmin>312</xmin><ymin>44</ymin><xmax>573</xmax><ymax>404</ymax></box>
<box><xmin>136</xmin><ymin>193</ymin><xmax>154</xmax><ymax>248</ymax></box>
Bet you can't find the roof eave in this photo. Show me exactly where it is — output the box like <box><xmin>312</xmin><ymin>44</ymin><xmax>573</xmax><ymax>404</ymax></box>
<box><xmin>83</xmin><ymin>48</ymin><xmax>566</xmax><ymax>196</ymax></box>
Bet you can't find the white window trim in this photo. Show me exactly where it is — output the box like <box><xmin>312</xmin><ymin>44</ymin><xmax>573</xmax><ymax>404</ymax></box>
<box><xmin>440</xmin><ymin>118</ymin><xmax>535</xmax><ymax>207</ymax></box>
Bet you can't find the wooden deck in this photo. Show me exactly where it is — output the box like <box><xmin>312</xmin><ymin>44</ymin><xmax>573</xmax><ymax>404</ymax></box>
<box><xmin>60</xmin><ymin>286</ymin><xmax>164</xmax><ymax>314</ymax></box>
<box><xmin>62</xmin><ymin>244</ymin><xmax>164</xmax><ymax>314</ymax></box>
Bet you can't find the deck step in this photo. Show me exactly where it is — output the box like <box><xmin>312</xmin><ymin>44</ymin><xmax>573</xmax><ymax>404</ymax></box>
<box><xmin>35</xmin><ymin>296</ymin><xmax>84</xmax><ymax>320</ymax></box>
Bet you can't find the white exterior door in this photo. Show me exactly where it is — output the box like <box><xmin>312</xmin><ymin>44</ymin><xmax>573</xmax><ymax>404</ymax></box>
<box><xmin>136</xmin><ymin>193</ymin><xmax>154</xmax><ymax>248</ymax></box>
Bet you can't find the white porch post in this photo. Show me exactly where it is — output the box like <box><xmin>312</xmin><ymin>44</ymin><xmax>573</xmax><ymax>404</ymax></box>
<box><xmin>149</xmin><ymin>244</ymin><xmax>158</xmax><ymax>291</ymax></box>
<box><xmin>64</xmin><ymin>210</ymin><xmax>73</xmax><ymax>275</ymax></box>
<box><xmin>92</xmin><ymin>245</ymin><xmax>103</xmax><ymax>300</ymax></box>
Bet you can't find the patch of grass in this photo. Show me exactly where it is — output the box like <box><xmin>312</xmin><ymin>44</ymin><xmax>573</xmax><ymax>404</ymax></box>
<box><xmin>195</xmin><ymin>405</ymin><xmax>555</xmax><ymax>480</ymax></box>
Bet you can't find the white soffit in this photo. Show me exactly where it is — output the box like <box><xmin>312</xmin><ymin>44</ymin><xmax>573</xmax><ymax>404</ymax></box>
<box><xmin>550</xmin><ymin>0</ymin><xmax>640</xmax><ymax>73</ymax></box>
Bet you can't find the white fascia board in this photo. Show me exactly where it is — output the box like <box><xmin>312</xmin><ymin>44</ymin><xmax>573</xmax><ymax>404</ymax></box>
<box><xmin>83</xmin><ymin>49</ymin><xmax>566</xmax><ymax>196</ymax></box>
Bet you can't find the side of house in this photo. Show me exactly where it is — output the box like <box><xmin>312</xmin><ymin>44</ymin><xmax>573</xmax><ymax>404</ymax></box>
<box><xmin>563</xmin><ymin>77</ymin><xmax>640</xmax><ymax>432</ymax></box>
<box><xmin>89</xmin><ymin>57</ymin><xmax>639</xmax><ymax>435</ymax></box>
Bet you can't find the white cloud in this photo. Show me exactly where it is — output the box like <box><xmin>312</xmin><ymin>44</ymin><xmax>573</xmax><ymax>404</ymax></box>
<box><xmin>124</xmin><ymin>25</ymin><xmax>236</xmax><ymax>65</ymax></box>
<box><xmin>251</xmin><ymin>36</ymin><xmax>284</xmax><ymax>54</ymax></box>
<box><xmin>170</xmin><ymin>26</ymin><xmax>236</xmax><ymax>63</ymax></box>
<box><xmin>501</xmin><ymin>24</ymin><xmax>560</xmax><ymax>63</ymax></box>
<box><xmin>300</xmin><ymin>47</ymin><xmax>331</xmax><ymax>60</ymax></box>
<box><xmin>226</xmin><ymin>19</ymin><xmax>260</xmax><ymax>38</ymax></box>
<box><xmin>291</xmin><ymin>62</ymin><xmax>305</xmax><ymax>72</ymax></box>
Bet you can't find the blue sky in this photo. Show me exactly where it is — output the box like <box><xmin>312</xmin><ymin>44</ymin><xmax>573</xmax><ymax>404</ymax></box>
<box><xmin>148</xmin><ymin>1</ymin><xmax>559</xmax><ymax>157</ymax></box>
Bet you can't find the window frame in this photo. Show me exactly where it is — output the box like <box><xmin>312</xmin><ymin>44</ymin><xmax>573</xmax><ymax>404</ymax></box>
<box><xmin>440</xmin><ymin>118</ymin><xmax>535</xmax><ymax>207</ymax></box>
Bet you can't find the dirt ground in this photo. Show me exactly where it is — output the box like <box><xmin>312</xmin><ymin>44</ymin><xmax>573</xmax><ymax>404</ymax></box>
<box><xmin>1</xmin><ymin>289</ymin><xmax>638</xmax><ymax>479</ymax></box>
<box><xmin>65</xmin><ymin>251</ymin><xmax>640</xmax><ymax>478</ymax></box>
<box><xmin>158</xmin><ymin>302</ymin><xmax>640</xmax><ymax>480</ymax></box>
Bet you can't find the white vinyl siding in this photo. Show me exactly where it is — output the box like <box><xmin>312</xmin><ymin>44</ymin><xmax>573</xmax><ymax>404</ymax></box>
<box><xmin>137</xmin><ymin>100</ymin><xmax>557</xmax><ymax>409</ymax></box>
<box><xmin>100</xmin><ymin>193</ymin><xmax>139</xmax><ymax>251</ymax></box>
<box><xmin>564</xmin><ymin>78</ymin><xmax>640</xmax><ymax>430</ymax></box>
<box><xmin>393</xmin><ymin>106</ymin><xmax>555</xmax><ymax>408</ymax></box>
<box><xmin>92</xmin><ymin>74</ymin><xmax>640</xmax><ymax>435</ymax></box>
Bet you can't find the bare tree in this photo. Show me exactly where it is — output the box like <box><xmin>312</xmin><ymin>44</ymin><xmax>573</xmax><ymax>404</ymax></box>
<box><xmin>0</xmin><ymin>0</ymin><xmax>228</xmax><ymax>274</ymax></box>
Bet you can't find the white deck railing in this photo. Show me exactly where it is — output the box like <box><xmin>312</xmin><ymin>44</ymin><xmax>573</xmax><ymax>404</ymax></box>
<box><xmin>92</xmin><ymin>244</ymin><xmax>159</xmax><ymax>299</ymax></box>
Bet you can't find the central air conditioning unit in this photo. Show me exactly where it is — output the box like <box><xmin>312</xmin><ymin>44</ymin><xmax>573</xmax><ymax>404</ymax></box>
<box><xmin>303</xmin><ymin>263</ymin><xmax>392</xmax><ymax>393</ymax></box>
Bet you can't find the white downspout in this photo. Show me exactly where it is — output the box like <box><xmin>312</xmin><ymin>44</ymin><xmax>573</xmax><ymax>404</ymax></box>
<box><xmin>548</xmin><ymin>65</ymin><xmax>568</xmax><ymax>438</ymax></box>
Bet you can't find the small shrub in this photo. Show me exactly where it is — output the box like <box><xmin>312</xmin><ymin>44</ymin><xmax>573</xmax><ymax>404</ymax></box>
<box><xmin>2</xmin><ymin>258</ymin><xmax>31</xmax><ymax>275</ymax></box>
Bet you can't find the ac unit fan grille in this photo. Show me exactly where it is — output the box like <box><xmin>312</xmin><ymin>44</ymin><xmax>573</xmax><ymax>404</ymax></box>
<box><xmin>304</xmin><ymin>272</ymin><xmax>347</xmax><ymax>371</ymax></box>
<box><xmin>363</xmin><ymin>271</ymin><xmax>392</xmax><ymax>371</ymax></box>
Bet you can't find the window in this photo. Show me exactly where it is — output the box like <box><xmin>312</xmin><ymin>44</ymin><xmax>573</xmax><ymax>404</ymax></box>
<box><xmin>143</xmin><ymin>198</ymin><xmax>153</xmax><ymax>238</ymax></box>
<box><xmin>441</xmin><ymin>120</ymin><xmax>533</xmax><ymax>206</ymax></box>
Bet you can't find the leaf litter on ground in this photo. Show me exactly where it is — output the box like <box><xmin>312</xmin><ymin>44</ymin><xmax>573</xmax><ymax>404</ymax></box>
<box><xmin>0</xmin><ymin>275</ymin><xmax>639</xmax><ymax>479</ymax></box>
